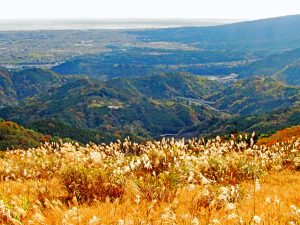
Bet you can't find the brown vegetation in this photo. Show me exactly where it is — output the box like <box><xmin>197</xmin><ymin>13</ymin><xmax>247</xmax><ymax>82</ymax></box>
<box><xmin>0</xmin><ymin>135</ymin><xmax>299</xmax><ymax>224</ymax></box>
<box><xmin>257</xmin><ymin>125</ymin><xmax>300</xmax><ymax>146</ymax></box>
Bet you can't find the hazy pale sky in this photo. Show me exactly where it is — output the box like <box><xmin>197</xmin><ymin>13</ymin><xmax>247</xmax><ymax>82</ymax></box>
<box><xmin>1</xmin><ymin>0</ymin><xmax>300</xmax><ymax>20</ymax></box>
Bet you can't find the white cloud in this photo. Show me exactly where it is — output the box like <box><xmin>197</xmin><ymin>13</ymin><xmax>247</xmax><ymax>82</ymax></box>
<box><xmin>0</xmin><ymin>0</ymin><xmax>300</xmax><ymax>19</ymax></box>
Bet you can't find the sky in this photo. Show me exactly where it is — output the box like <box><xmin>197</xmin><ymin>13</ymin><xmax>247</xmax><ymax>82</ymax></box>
<box><xmin>0</xmin><ymin>0</ymin><xmax>300</xmax><ymax>20</ymax></box>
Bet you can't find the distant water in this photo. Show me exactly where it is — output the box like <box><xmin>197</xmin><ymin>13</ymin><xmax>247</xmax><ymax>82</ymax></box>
<box><xmin>0</xmin><ymin>19</ymin><xmax>240</xmax><ymax>31</ymax></box>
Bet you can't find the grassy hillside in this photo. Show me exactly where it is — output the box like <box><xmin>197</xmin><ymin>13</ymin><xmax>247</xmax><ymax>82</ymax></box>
<box><xmin>257</xmin><ymin>125</ymin><xmax>300</xmax><ymax>146</ymax></box>
<box><xmin>0</xmin><ymin>135</ymin><xmax>299</xmax><ymax>224</ymax></box>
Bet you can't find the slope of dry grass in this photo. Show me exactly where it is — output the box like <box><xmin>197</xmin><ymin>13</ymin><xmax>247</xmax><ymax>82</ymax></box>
<box><xmin>0</xmin><ymin>136</ymin><xmax>299</xmax><ymax>224</ymax></box>
<box><xmin>257</xmin><ymin>125</ymin><xmax>300</xmax><ymax>146</ymax></box>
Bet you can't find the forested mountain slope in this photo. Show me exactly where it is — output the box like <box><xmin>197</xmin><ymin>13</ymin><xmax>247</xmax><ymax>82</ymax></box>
<box><xmin>0</xmin><ymin>118</ymin><xmax>46</xmax><ymax>150</ymax></box>
<box><xmin>0</xmin><ymin>74</ymin><xmax>229</xmax><ymax>142</ymax></box>
<box><xmin>0</xmin><ymin>67</ymin><xmax>79</xmax><ymax>105</ymax></box>
<box><xmin>1</xmin><ymin>73</ymin><xmax>300</xmax><ymax>143</ymax></box>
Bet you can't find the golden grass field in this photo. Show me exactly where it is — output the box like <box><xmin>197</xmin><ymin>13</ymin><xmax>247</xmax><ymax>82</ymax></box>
<box><xmin>0</xmin><ymin>135</ymin><xmax>299</xmax><ymax>224</ymax></box>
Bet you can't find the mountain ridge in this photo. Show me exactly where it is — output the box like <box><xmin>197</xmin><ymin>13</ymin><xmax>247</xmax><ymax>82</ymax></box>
<box><xmin>2</xmin><ymin>73</ymin><xmax>300</xmax><ymax>143</ymax></box>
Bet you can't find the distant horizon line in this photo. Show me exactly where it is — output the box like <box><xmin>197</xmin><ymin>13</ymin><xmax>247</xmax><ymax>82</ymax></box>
<box><xmin>0</xmin><ymin>14</ymin><xmax>298</xmax><ymax>31</ymax></box>
<box><xmin>0</xmin><ymin>18</ymin><xmax>242</xmax><ymax>31</ymax></box>
<box><xmin>0</xmin><ymin>18</ymin><xmax>243</xmax><ymax>21</ymax></box>
<box><xmin>1</xmin><ymin>13</ymin><xmax>299</xmax><ymax>21</ymax></box>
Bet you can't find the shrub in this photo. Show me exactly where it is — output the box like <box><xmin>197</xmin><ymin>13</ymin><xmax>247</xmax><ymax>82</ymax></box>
<box><xmin>136</xmin><ymin>172</ymin><xmax>179</xmax><ymax>202</ymax></box>
<box><xmin>61</xmin><ymin>166</ymin><xmax>125</xmax><ymax>204</ymax></box>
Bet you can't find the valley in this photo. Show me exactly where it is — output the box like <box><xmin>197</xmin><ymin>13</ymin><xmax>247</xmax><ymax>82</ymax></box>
<box><xmin>1</xmin><ymin>15</ymin><xmax>300</xmax><ymax>148</ymax></box>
